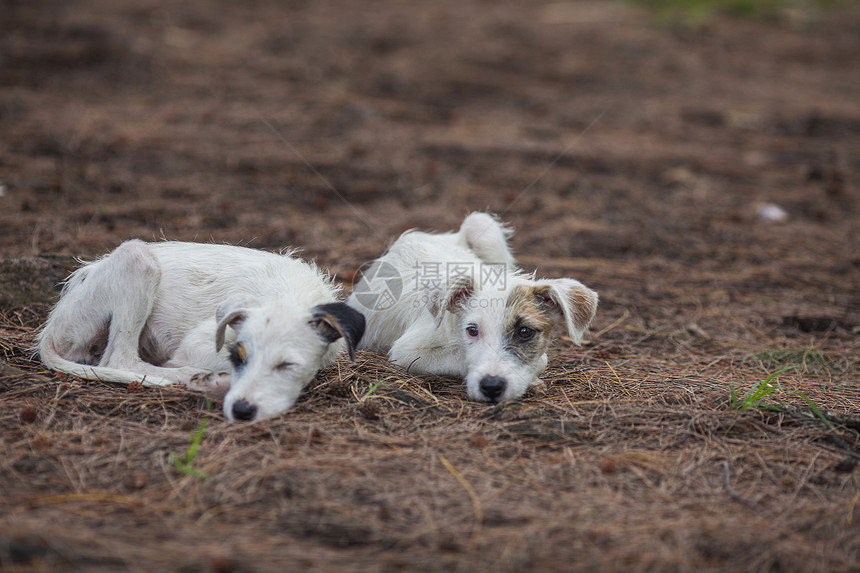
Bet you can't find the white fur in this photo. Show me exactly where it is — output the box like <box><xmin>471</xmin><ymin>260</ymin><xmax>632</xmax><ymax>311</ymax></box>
<box><xmin>348</xmin><ymin>212</ymin><xmax>598</xmax><ymax>402</ymax></box>
<box><xmin>37</xmin><ymin>240</ymin><xmax>363</xmax><ymax>421</ymax></box>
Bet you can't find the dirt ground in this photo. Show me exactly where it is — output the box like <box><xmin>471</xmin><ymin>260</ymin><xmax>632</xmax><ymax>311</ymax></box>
<box><xmin>1</xmin><ymin>0</ymin><xmax>859</xmax><ymax>571</ymax></box>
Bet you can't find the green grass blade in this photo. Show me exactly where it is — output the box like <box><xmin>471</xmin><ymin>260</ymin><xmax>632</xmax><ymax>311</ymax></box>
<box><xmin>184</xmin><ymin>418</ymin><xmax>208</xmax><ymax>465</ymax></box>
<box><xmin>170</xmin><ymin>418</ymin><xmax>211</xmax><ymax>480</ymax></box>
<box><xmin>737</xmin><ymin>365</ymin><xmax>799</xmax><ymax>412</ymax></box>
<box><xmin>738</xmin><ymin>380</ymin><xmax>765</xmax><ymax>411</ymax></box>
<box><xmin>361</xmin><ymin>378</ymin><xmax>385</xmax><ymax>402</ymax></box>
<box><xmin>764</xmin><ymin>365</ymin><xmax>799</xmax><ymax>385</ymax></box>
<box><xmin>790</xmin><ymin>390</ymin><xmax>837</xmax><ymax>432</ymax></box>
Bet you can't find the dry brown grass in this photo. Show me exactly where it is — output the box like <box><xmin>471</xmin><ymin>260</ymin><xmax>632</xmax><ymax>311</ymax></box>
<box><xmin>2</xmin><ymin>302</ymin><xmax>858</xmax><ymax>572</ymax></box>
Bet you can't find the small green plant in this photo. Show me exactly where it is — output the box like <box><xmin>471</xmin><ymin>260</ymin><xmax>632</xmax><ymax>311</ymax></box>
<box><xmin>731</xmin><ymin>365</ymin><xmax>798</xmax><ymax>412</ymax></box>
<box><xmin>730</xmin><ymin>365</ymin><xmax>836</xmax><ymax>431</ymax></box>
<box><xmin>169</xmin><ymin>418</ymin><xmax>211</xmax><ymax>480</ymax></box>
<box><xmin>360</xmin><ymin>378</ymin><xmax>385</xmax><ymax>402</ymax></box>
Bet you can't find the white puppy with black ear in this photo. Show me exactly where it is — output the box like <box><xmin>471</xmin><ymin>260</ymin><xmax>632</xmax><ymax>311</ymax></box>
<box><xmin>349</xmin><ymin>212</ymin><xmax>597</xmax><ymax>402</ymax></box>
<box><xmin>37</xmin><ymin>240</ymin><xmax>365</xmax><ymax>422</ymax></box>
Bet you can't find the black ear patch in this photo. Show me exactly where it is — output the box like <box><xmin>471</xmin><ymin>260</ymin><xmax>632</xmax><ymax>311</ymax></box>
<box><xmin>309</xmin><ymin>302</ymin><xmax>366</xmax><ymax>362</ymax></box>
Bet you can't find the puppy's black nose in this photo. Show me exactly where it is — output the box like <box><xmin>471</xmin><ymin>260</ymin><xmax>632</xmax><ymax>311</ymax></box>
<box><xmin>479</xmin><ymin>376</ymin><xmax>506</xmax><ymax>401</ymax></box>
<box><xmin>232</xmin><ymin>399</ymin><xmax>257</xmax><ymax>421</ymax></box>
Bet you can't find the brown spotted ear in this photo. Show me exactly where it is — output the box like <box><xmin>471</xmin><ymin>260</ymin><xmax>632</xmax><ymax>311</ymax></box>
<box><xmin>533</xmin><ymin>279</ymin><xmax>598</xmax><ymax>345</ymax></box>
<box><xmin>445</xmin><ymin>276</ymin><xmax>475</xmax><ymax>313</ymax></box>
<box><xmin>309</xmin><ymin>303</ymin><xmax>366</xmax><ymax>362</ymax></box>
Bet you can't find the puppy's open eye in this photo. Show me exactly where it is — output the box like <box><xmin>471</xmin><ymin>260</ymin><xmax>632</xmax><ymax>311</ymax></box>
<box><xmin>229</xmin><ymin>342</ymin><xmax>248</xmax><ymax>367</ymax></box>
<box><xmin>275</xmin><ymin>361</ymin><xmax>295</xmax><ymax>371</ymax></box>
<box><xmin>466</xmin><ymin>324</ymin><xmax>480</xmax><ymax>338</ymax></box>
<box><xmin>516</xmin><ymin>326</ymin><xmax>536</xmax><ymax>341</ymax></box>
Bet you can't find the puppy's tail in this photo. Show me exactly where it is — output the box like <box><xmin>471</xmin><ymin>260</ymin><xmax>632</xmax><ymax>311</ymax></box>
<box><xmin>38</xmin><ymin>334</ymin><xmax>174</xmax><ymax>387</ymax></box>
<box><xmin>458</xmin><ymin>212</ymin><xmax>516</xmax><ymax>267</ymax></box>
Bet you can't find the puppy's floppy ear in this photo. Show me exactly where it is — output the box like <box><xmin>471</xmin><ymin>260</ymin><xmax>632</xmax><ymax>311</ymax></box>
<box><xmin>533</xmin><ymin>278</ymin><xmax>598</xmax><ymax>345</ymax></box>
<box><xmin>429</xmin><ymin>276</ymin><xmax>475</xmax><ymax>322</ymax></box>
<box><xmin>309</xmin><ymin>302</ymin><xmax>366</xmax><ymax>362</ymax></box>
<box><xmin>215</xmin><ymin>296</ymin><xmax>257</xmax><ymax>352</ymax></box>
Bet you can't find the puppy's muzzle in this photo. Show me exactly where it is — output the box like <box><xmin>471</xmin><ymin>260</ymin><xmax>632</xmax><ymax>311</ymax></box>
<box><xmin>232</xmin><ymin>399</ymin><xmax>257</xmax><ymax>421</ymax></box>
<box><xmin>479</xmin><ymin>375</ymin><xmax>506</xmax><ymax>401</ymax></box>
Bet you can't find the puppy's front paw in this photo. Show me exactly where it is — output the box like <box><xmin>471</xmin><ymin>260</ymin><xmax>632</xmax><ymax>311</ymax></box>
<box><xmin>186</xmin><ymin>371</ymin><xmax>231</xmax><ymax>397</ymax></box>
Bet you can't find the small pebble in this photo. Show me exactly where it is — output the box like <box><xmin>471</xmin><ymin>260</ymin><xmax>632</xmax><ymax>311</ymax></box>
<box><xmin>20</xmin><ymin>406</ymin><xmax>38</xmax><ymax>424</ymax></box>
<box><xmin>132</xmin><ymin>472</ymin><xmax>148</xmax><ymax>489</ymax></box>
<box><xmin>756</xmin><ymin>203</ymin><xmax>789</xmax><ymax>223</ymax></box>
<box><xmin>599</xmin><ymin>458</ymin><xmax>617</xmax><ymax>474</ymax></box>
<box><xmin>469</xmin><ymin>434</ymin><xmax>489</xmax><ymax>449</ymax></box>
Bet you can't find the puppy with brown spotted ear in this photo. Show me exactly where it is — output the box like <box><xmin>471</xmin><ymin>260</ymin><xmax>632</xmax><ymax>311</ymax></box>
<box><xmin>348</xmin><ymin>212</ymin><xmax>598</xmax><ymax>402</ymax></box>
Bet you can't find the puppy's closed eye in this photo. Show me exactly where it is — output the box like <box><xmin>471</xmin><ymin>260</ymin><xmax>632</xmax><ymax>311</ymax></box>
<box><xmin>275</xmin><ymin>361</ymin><xmax>294</xmax><ymax>371</ymax></box>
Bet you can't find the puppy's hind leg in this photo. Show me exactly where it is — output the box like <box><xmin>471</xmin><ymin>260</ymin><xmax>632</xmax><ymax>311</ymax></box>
<box><xmin>38</xmin><ymin>240</ymin><xmax>174</xmax><ymax>385</ymax></box>
<box><xmin>39</xmin><ymin>240</ymin><xmax>223</xmax><ymax>388</ymax></box>
<box><xmin>84</xmin><ymin>240</ymin><xmax>163</xmax><ymax>372</ymax></box>
<box><xmin>459</xmin><ymin>212</ymin><xmax>515</xmax><ymax>267</ymax></box>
